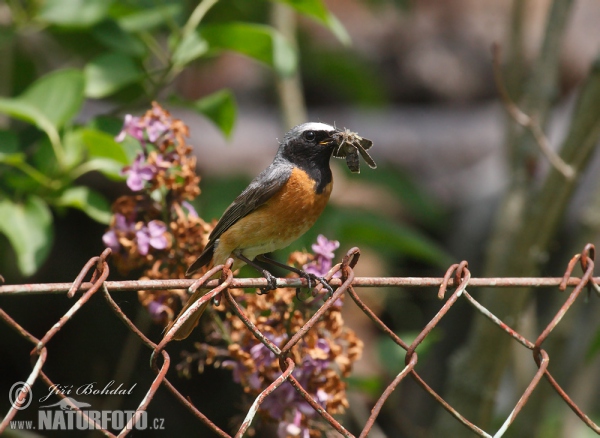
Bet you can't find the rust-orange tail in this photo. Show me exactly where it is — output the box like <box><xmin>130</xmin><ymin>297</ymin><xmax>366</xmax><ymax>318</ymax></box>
<box><xmin>165</xmin><ymin>287</ymin><xmax>210</xmax><ymax>340</ymax></box>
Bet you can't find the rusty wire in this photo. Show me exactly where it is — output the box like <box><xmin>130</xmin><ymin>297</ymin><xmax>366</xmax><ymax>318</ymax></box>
<box><xmin>0</xmin><ymin>244</ymin><xmax>599</xmax><ymax>437</ymax></box>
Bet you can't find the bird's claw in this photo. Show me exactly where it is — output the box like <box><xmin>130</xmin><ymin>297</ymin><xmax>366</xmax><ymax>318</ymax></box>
<box><xmin>312</xmin><ymin>275</ymin><xmax>334</xmax><ymax>297</ymax></box>
<box><xmin>295</xmin><ymin>272</ymin><xmax>334</xmax><ymax>301</ymax></box>
<box><xmin>258</xmin><ymin>270</ymin><xmax>278</xmax><ymax>294</ymax></box>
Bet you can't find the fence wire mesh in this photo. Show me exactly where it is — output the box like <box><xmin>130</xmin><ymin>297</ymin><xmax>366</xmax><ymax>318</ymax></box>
<box><xmin>0</xmin><ymin>244</ymin><xmax>599</xmax><ymax>437</ymax></box>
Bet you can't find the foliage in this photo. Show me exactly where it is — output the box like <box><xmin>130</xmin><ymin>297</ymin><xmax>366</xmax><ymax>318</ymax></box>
<box><xmin>0</xmin><ymin>0</ymin><xmax>347</xmax><ymax>276</ymax></box>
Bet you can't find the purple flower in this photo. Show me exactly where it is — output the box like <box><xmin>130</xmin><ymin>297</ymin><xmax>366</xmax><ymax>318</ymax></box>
<box><xmin>277</xmin><ymin>409</ymin><xmax>310</xmax><ymax>438</ymax></box>
<box><xmin>147</xmin><ymin>298</ymin><xmax>173</xmax><ymax>323</ymax></box>
<box><xmin>123</xmin><ymin>153</ymin><xmax>156</xmax><ymax>191</ymax></box>
<box><xmin>303</xmin><ymin>235</ymin><xmax>340</xmax><ymax>277</ymax></box>
<box><xmin>102</xmin><ymin>214</ymin><xmax>136</xmax><ymax>252</ymax></box>
<box><xmin>145</xmin><ymin>118</ymin><xmax>169</xmax><ymax>143</ymax></box>
<box><xmin>115</xmin><ymin>115</ymin><xmax>145</xmax><ymax>143</ymax></box>
<box><xmin>136</xmin><ymin>220</ymin><xmax>168</xmax><ymax>255</ymax></box>
<box><xmin>181</xmin><ymin>201</ymin><xmax>198</xmax><ymax>218</ymax></box>
<box><xmin>303</xmin><ymin>258</ymin><xmax>333</xmax><ymax>277</ymax></box>
<box><xmin>311</xmin><ymin>234</ymin><xmax>339</xmax><ymax>259</ymax></box>
<box><xmin>102</xmin><ymin>230</ymin><xmax>119</xmax><ymax>251</ymax></box>
<box><xmin>249</xmin><ymin>334</ymin><xmax>285</xmax><ymax>368</ymax></box>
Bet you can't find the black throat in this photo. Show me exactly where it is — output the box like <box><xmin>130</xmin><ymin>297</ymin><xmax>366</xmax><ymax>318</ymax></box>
<box><xmin>295</xmin><ymin>156</ymin><xmax>332</xmax><ymax>194</ymax></box>
<box><xmin>278</xmin><ymin>149</ymin><xmax>333</xmax><ymax>194</ymax></box>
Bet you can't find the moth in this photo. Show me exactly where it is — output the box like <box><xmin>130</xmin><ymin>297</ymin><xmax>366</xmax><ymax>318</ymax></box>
<box><xmin>332</xmin><ymin>128</ymin><xmax>377</xmax><ymax>173</ymax></box>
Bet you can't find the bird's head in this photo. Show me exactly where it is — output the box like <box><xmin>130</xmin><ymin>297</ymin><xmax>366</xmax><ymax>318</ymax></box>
<box><xmin>278</xmin><ymin>122</ymin><xmax>340</xmax><ymax>167</ymax></box>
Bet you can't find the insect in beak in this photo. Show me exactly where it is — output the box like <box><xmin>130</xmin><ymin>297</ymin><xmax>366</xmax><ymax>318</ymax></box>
<box><xmin>332</xmin><ymin>129</ymin><xmax>377</xmax><ymax>173</ymax></box>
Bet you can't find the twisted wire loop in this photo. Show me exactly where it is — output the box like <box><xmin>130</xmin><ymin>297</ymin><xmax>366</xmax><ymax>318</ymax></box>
<box><xmin>1</xmin><ymin>244</ymin><xmax>599</xmax><ymax>436</ymax></box>
<box><xmin>0</xmin><ymin>249</ymin><xmax>114</xmax><ymax>436</ymax></box>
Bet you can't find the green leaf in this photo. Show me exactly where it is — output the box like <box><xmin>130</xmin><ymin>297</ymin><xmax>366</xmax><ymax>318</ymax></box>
<box><xmin>84</xmin><ymin>52</ymin><xmax>143</xmax><ymax>98</ymax></box>
<box><xmin>273</xmin><ymin>0</ymin><xmax>350</xmax><ymax>45</ymax></box>
<box><xmin>200</xmin><ymin>23</ymin><xmax>297</xmax><ymax>77</ymax></box>
<box><xmin>0</xmin><ymin>196</ymin><xmax>53</xmax><ymax>276</ymax></box>
<box><xmin>39</xmin><ymin>0</ymin><xmax>113</xmax><ymax>27</ymax></box>
<box><xmin>19</xmin><ymin>69</ymin><xmax>85</xmax><ymax>129</ymax></box>
<box><xmin>192</xmin><ymin>89</ymin><xmax>237</xmax><ymax>138</ymax></box>
<box><xmin>91</xmin><ymin>19</ymin><xmax>146</xmax><ymax>57</ymax></box>
<box><xmin>117</xmin><ymin>4</ymin><xmax>183</xmax><ymax>33</ymax></box>
<box><xmin>84</xmin><ymin>158</ymin><xmax>125</xmax><ymax>180</ymax></box>
<box><xmin>31</xmin><ymin>137</ymin><xmax>61</xmax><ymax>177</ymax></box>
<box><xmin>80</xmin><ymin>128</ymin><xmax>128</xmax><ymax>164</ymax></box>
<box><xmin>172</xmin><ymin>32</ymin><xmax>209</xmax><ymax>67</ymax></box>
<box><xmin>0</xmin><ymin>98</ymin><xmax>61</xmax><ymax>150</ymax></box>
<box><xmin>62</xmin><ymin>130</ymin><xmax>86</xmax><ymax>168</ymax></box>
<box><xmin>54</xmin><ymin>186</ymin><xmax>111</xmax><ymax>224</ymax></box>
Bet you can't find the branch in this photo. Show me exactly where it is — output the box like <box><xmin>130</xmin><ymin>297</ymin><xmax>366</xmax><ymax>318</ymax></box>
<box><xmin>492</xmin><ymin>43</ymin><xmax>575</xmax><ymax>180</ymax></box>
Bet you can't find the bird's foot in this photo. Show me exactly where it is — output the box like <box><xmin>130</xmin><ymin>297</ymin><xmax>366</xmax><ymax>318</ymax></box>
<box><xmin>295</xmin><ymin>272</ymin><xmax>334</xmax><ymax>301</ymax></box>
<box><xmin>310</xmin><ymin>274</ymin><xmax>334</xmax><ymax>297</ymax></box>
<box><xmin>258</xmin><ymin>270</ymin><xmax>278</xmax><ymax>294</ymax></box>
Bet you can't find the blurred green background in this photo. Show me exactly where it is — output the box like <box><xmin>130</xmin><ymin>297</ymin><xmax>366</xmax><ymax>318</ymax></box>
<box><xmin>1</xmin><ymin>0</ymin><xmax>600</xmax><ymax>436</ymax></box>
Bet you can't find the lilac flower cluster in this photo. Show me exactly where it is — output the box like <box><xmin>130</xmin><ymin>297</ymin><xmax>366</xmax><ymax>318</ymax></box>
<box><xmin>216</xmin><ymin>235</ymin><xmax>362</xmax><ymax>437</ymax></box>
<box><xmin>102</xmin><ymin>214</ymin><xmax>168</xmax><ymax>256</ymax></box>
<box><xmin>103</xmin><ymin>103</ymin><xmax>211</xmax><ymax>324</ymax></box>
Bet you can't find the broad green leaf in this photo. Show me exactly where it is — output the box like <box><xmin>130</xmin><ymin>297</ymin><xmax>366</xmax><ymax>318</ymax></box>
<box><xmin>118</xmin><ymin>4</ymin><xmax>183</xmax><ymax>33</ymax></box>
<box><xmin>91</xmin><ymin>20</ymin><xmax>146</xmax><ymax>57</ymax></box>
<box><xmin>0</xmin><ymin>196</ymin><xmax>53</xmax><ymax>276</ymax></box>
<box><xmin>273</xmin><ymin>0</ymin><xmax>350</xmax><ymax>45</ymax></box>
<box><xmin>84</xmin><ymin>158</ymin><xmax>125</xmax><ymax>180</ymax></box>
<box><xmin>62</xmin><ymin>130</ymin><xmax>86</xmax><ymax>168</ymax></box>
<box><xmin>54</xmin><ymin>186</ymin><xmax>111</xmax><ymax>224</ymax></box>
<box><xmin>39</xmin><ymin>0</ymin><xmax>113</xmax><ymax>27</ymax></box>
<box><xmin>31</xmin><ymin>137</ymin><xmax>61</xmax><ymax>177</ymax></box>
<box><xmin>80</xmin><ymin>128</ymin><xmax>128</xmax><ymax>164</ymax></box>
<box><xmin>0</xmin><ymin>99</ymin><xmax>61</xmax><ymax>150</ymax></box>
<box><xmin>192</xmin><ymin>90</ymin><xmax>237</xmax><ymax>138</ymax></box>
<box><xmin>84</xmin><ymin>52</ymin><xmax>143</xmax><ymax>98</ymax></box>
<box><xmin>18</xmin><ymin>69</ymin><xmax>85</xmax><ymax>129</ymax></box>
<box><xmin>200</xmin><ymin>23</ymin><xmax>297</xmax><ymax>77</ymax></box>
<box><xmin>172</xmin><ymin>32</ymin><xmax>209</xmax><ymax>67</ymax></box>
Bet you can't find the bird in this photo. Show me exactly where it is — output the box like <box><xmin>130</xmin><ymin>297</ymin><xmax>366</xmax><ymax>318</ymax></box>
<box><xmin>167</xmin><ymin>122</ymin><xmax>345</xmax><ymax>340</ymax></box>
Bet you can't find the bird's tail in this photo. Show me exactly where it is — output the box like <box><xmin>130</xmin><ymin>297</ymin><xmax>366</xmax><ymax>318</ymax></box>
<box><xmin>164</xmin><ymin>287</ymin><xmax>211</xmax><ymax>340</ymax></box>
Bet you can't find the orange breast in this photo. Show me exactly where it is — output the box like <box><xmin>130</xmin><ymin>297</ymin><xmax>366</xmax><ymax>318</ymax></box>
<box><xmin>213</xmin><ymin>167</ymin><xmax>332</xmax><ymax>266</ymax></box>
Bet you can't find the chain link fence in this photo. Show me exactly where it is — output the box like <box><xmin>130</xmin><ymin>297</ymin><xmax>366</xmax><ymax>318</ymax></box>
<box><xmin>1</xmin><ymin>244</ymin><xmax>599</xmax><ymax>437</ymax></box>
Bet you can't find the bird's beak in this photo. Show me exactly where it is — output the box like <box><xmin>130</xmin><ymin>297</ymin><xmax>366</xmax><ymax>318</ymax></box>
<box><xmin>319</xmin><ymin>128</ymin><xmax>342</xmax><ymax>146</ymax></box>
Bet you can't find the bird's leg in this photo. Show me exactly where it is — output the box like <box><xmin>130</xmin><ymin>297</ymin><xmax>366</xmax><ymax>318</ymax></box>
<box><xmin>235</xmin><ymin>252</ymin><xmax>278</xmax><ymax>293</ymax></box>
<box><xmin>256</xmin><ymin>254</ymin><xmax>334</xmax><ymax>297</ymax></box>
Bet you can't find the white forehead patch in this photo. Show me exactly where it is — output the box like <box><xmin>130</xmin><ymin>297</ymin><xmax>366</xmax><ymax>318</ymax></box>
<box><xmin>299</xmin><ymin>122</ymin><xmax>335</xmax><ymax>132</ymax></box>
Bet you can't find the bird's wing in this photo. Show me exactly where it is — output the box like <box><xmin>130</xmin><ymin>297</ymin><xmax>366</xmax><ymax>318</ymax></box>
<box><xmin>186</xmin><ymin>160</ymin><xmax>292</xmax><ymax>274</ymax></box>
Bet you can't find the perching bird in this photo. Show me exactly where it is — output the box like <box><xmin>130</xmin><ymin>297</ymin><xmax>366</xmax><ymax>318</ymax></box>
<box><xmin>167</xmin><ymin>122</ymin><xmax>373</xmax><ymax>340</ymax></box>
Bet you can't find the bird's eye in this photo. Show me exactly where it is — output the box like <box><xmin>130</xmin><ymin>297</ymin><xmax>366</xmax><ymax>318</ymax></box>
<box><xmin>303</xmin><ymin>130</ymin><xmax>316</xmax><ymax>142</ymax></box>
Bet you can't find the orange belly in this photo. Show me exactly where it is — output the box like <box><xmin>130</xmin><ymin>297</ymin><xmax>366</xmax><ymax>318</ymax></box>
<box><xmin>213</xmin><ymin>167</ymin><xmax>332</xmax><ymax>267</ymax></box>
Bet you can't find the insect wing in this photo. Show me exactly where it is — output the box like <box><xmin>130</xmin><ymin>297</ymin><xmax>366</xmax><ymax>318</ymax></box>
<box><xmin>356</xmin><ymin>138</ymin><xmax>377</xmax><ymax>169</ymax></box>
<box><xmin>358</xmin><ymin>136</ymin><xmax>373</xmax><ymax>151</ymax></box>
<box><xmin>333</xmin><ymin>141</ymin><xmax>348</xmax><ymax>159</ymax></box>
